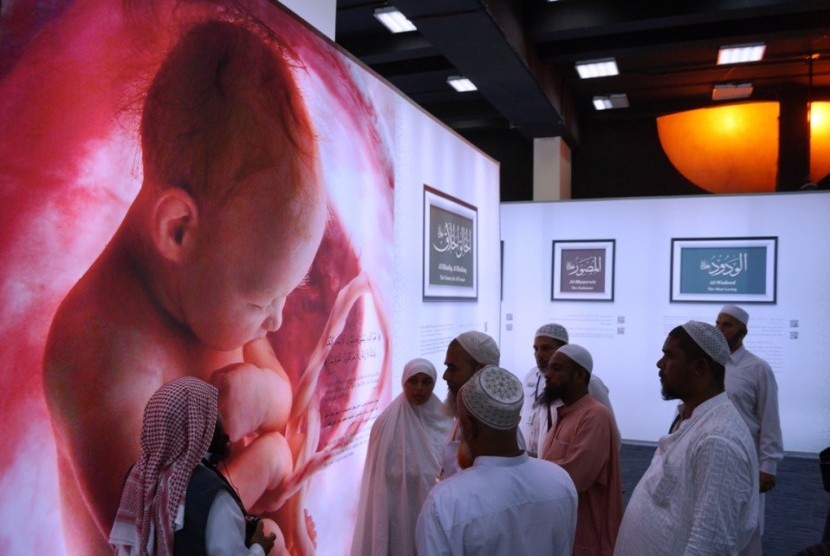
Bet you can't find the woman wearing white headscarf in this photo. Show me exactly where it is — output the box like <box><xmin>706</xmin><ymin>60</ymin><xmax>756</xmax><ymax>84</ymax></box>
<box><xmin>350</xmin><ymin>358</ymin><xmax>452</xmax><ymax>556</ymax></box>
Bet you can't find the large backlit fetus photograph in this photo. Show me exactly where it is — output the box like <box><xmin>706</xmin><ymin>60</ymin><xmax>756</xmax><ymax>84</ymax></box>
<box><xmin>0</xmin><ymin>1</ymin><xmax>393</xmax><ymax>554</ymax></box>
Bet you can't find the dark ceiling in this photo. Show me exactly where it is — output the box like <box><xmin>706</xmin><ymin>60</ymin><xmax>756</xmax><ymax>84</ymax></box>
<box><xmin>334</xmin><ymin>0</ymin><xmax>830</xmax><ymax>150</ymax></box>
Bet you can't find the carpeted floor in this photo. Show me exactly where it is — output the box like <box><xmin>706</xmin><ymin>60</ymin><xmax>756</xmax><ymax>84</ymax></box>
<box><xmin>620</xmin><ymin>442</ymin><xmax>830</xmax><ymax>555</ymax></box>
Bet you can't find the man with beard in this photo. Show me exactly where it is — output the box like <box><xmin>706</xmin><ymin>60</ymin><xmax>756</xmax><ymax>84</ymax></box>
<box><xmin>715</xmin><ymin>304</ymin><xmax>783</xmax><ymax>556</ymax></box>
<box><xmin>438</xmin><ymin>331</ymin><xmax>501</xmax><ymax>479</ymax></box>
<box><xmin>540</xmin><ymin>344</ymin><xmax>622</xmax><ymax>556</ymax></box>
<box><xmin>110</xmin><ymin>377</ymin><xmax>277</xmax><ymax>555</ymax></box>
<box><xmin>521</xmin><ymin>323</ymin><xmax>618</xmax><ymax>457</ymax></box>
<box><xmin>614</xmin><ymin>322</ymin><xmax>759</xmax><ymax>556</ymax></box>
<box><xmin>416</xmin><ymin>366</ymin><xmax>577</xmax><ymax>555</ymax></box>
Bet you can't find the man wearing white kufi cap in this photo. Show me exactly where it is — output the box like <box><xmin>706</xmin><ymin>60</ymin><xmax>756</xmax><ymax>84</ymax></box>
<box><xmin>716</xmin><ymin>305</ymin><xmax>784</xmax><ymax>556</ymax></box>
<box><xmin>416</xmin><ymin>366</ymin><xmax>577</xmax><ymax>556</ymax></box>
<box><xmin>615</xmin><ymin>322</ymin><xmax>759</xmax><ymax>556</ymax></box>
<box><xmin>438</xmin><ymin>331</ymin><xmax>501</xmax><ymax>480</ymax></box>
<box><xmin>539</xmin><ymin>344</ymin><xmax>622</xmax><ymax>555</ymax></box>
<box><xmin>521</xmin><ymin>323</ymin><xmax>618</xmax><ymax>457</ymax></box>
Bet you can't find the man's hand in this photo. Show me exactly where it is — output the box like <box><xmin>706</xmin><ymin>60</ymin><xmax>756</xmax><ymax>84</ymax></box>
<box><xmin>759</xmin><ymin>471</ymin><xmax>776</xmax><ymax>493</ymax></box>
<box><xmin>251</xmin><ymin>519</ymin><xmax>277</xmax><ymax>555</ymax></box>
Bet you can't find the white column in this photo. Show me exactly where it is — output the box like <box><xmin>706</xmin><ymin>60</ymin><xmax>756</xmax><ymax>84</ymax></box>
<box><xmin>533</xmin><ymin>137</ymin><xmax>571</xmax><ymax>201</ymax></box>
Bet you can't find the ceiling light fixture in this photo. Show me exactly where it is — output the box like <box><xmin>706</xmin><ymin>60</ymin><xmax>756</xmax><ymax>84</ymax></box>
<box><xmin>447</xmin><ymin>76</ymin><xmax>477</xmax><ymax>92</ymax></box>
<box><xmin>373</xmin><ymin>6</ymin><xmax>417</xmax><ymax>34</ymax></box>
<box><xmin>712</xmin><ymin>82</ymin><xmax>754</xmax><ymax>101</ymax></box>
<box><xmin>575</xmin><ymin>58</ymin><xmax>619</xmax><ymax>79</ymax></box>
<box><xmin>593</xmin><ymin>94</ymin><xmax>629</xmax><ymax>110</ymax></box>
<box><xmin>717</xmin><ymin>43</ymin><xmax>766</xmax><ymax>65</ymax></box>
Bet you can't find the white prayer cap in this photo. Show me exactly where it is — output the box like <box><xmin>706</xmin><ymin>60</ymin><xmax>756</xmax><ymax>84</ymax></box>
<box><xmin>719</xmin><ymin>304</ymin><xmax>749</xmax><ymax>326</ymax></box>
<box><xmin>455</xmin><ymin>331</ymin><xmax>500</xmax><ymax>366</ymax></box>
<box><xmin>681</xmin><ymin>320</ymin><xmax>731</xmax><ymax>365</ymax></box>
<box><xmin>460</xmin><ymin>366</ymin><xmax>523</xmax><ymax>430</ymax></box>
<box><xmin>402</xmin><ymin>358</ymin><xmax>436</xmax><ymax>385</ymax></box>
<box><xmin>556</xmin><ymin>344</ymin><xmax>593</xmax><ymax>374</ymax></box>
<box><xmin>535</xmin><ymin>323</ymin><xmax>569</xmax><ymax>344</ymax></box>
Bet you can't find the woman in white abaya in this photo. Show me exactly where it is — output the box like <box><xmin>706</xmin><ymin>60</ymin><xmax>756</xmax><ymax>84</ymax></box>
<box><xmin>350</xmin><ymin>358</ymin><xmax>452</xmax><ymax>556</ymax></box>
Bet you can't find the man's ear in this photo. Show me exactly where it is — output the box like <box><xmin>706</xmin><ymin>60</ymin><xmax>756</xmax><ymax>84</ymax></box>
<box><xmin>690</xmin><ymin>357</ymin><xmax>708</xmax><ymax>377</ymax></box>
<box><xmin>151</xmin><ymin>187</ymin><xmax>199</xmax><ymax>263</ymax></box>
<box><xmin>461</xmin><ymin>411</ymin><xmax>479</xmax><ymax>441</ymax></box>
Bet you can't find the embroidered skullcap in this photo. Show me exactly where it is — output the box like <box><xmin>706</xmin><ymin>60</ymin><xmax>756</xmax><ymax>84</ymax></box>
<box><xmin>682</xmin><ymin>320</ymin><xmax>731</xmax><ymax>365</ymax></box>
<box><xmin>460</xmin><ymin>366</ymin><xmax>523</xmax><ymax>430</ymax></box>
<box><xmin>535</xmin><ymin>323</ymin><xmax>569</xmax><ymax>344</ymax></box>
<box><xmin>556</xmin><ymin>344</ymin><xmax>593</xmax><ymax>374</ymax></box>
<box><xmin>402</xmin><ymin>357</ymin><xmax>437</xmax><ymax>386</ymax></box>
<box><xmin>455</xmin><ymin>331</ymin><xmax>500</xmax><ymax>366</ymax></box>
<box><xmin>719</xmin><ymin>304</ymin><xmax>749</xmax><ymax>326</ymax></box>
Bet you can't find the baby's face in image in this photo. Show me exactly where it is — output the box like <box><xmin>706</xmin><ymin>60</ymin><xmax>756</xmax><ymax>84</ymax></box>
<box><xmin>177</xmin><ymin>168</ymin><xmax>325</xmax><ymax>351</ymax></box>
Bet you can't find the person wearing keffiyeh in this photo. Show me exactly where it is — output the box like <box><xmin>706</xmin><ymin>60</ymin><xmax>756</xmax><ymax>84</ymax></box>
<box><xmin>109</xmin><ymin>377</ymin><xmax>276</xmax><ymax>555</ymax></box>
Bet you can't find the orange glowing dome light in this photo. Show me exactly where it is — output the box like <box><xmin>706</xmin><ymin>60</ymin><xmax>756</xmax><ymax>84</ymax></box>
<box><xmin>810</xmin><ymin>101</ymin><xmax>830</xmax><ymax>183</ymax></box>
<box><xmin>657</xmin><ymin>101</ymin><xmax>830</xmax><ymax>193</ymax></box>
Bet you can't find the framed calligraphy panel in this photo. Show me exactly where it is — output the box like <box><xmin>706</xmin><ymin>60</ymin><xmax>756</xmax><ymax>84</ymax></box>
<box><xmin>423</xmin><ymin>185</ymin><xmax>478</xmax><ymax>300</ymax></box>
<box><xmin>552</xmin><ymin>239</ymin><xmax>615</xmax><ymax>301</ymax></box>
<box><xmin>670</xmin><ymin>237</ymin><xmax>777</xmax><ymax>303</ymax></box>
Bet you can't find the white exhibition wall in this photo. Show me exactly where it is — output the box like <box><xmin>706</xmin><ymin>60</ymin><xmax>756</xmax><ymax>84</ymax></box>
<box><xmin>391</xmin><ymin>100</ymin><xmax>502</xmax><ymax>401</ymax></box>
<box><xmin>500</xmin><ymin>192</ymin><xmax>830</xmax><ymax>454</ymax></box>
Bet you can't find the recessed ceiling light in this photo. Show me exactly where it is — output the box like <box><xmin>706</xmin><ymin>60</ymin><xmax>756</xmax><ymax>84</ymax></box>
<box><xmin>717</xmin><ymin>43</ymin><xmax>766</xmax><ymax>65</ymax></box>
<box><xmin>447</xmin><ymin>76</ymin><xmax>477</xmax><ymax>92</ymax></box>
<box><xmin>712</xmin><ymin>82</ymin><xmax>754</xmax><ymax>101</ymax></box>
<box><xmin>575</xmin><ymin>58</ymin><xmax>619</xmax><ymax>79</ymax></box>
<box><xmin>373</xmin><ymin>6</ymin><xmax>417</xmax><ymax>34</ymax></box>
<box><xmin>592</xmin><ymin>94</ymin><xmax>629</xmax><ymax>110</ymax></box>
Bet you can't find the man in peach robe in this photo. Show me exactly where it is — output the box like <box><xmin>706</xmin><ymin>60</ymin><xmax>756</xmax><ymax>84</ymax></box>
<box><xmin>541</xmin><ymin>344</ymin><xmax>622</xmax><ymax>556</ymax></box>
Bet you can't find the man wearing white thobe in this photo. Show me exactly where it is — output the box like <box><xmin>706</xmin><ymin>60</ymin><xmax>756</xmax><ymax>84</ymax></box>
<box><xmin>717</xmin><ymin>304</ymin><xmax>784</xmax><ymax>555</ymax></box>
<box><xmin>615</xmin><ymin>322</ymin><xmax>759</xmax><ymax>556</ymax></box>
<box><xmin>438</xmin><ymin>331</ymin><xmax>500</xmax><ymax>480</ymax></box>
<box><xmin>417</xmin><ymin>366</ymin><xmax>577</xmax><ymax>556</ymax></box>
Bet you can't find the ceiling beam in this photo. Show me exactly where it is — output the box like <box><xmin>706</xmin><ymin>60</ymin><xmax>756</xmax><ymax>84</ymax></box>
<box><xmin>392</xmin><ymin>0</ymin><xmax>579</xmax><ymax>144</ymax></box>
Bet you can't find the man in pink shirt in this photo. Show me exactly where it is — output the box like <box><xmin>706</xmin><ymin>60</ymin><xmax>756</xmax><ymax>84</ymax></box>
<box><xmin>541</xmin><ymin>344</ymin><xmax>622</xmax><ymax>556</ymax></box>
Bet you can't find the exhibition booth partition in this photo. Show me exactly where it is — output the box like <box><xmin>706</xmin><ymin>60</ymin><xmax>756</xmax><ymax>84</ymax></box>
<box><xmin>0</xmin><ymin>0</ymin><xmax>499</xmax><ymax>553</ymax></box>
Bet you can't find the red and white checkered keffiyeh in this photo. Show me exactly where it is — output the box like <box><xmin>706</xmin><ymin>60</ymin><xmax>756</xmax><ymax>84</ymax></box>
<box><xmin>110</xmin><ymin>377</ymin><xmax>218</xmax><ymax>555</ymax></box>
